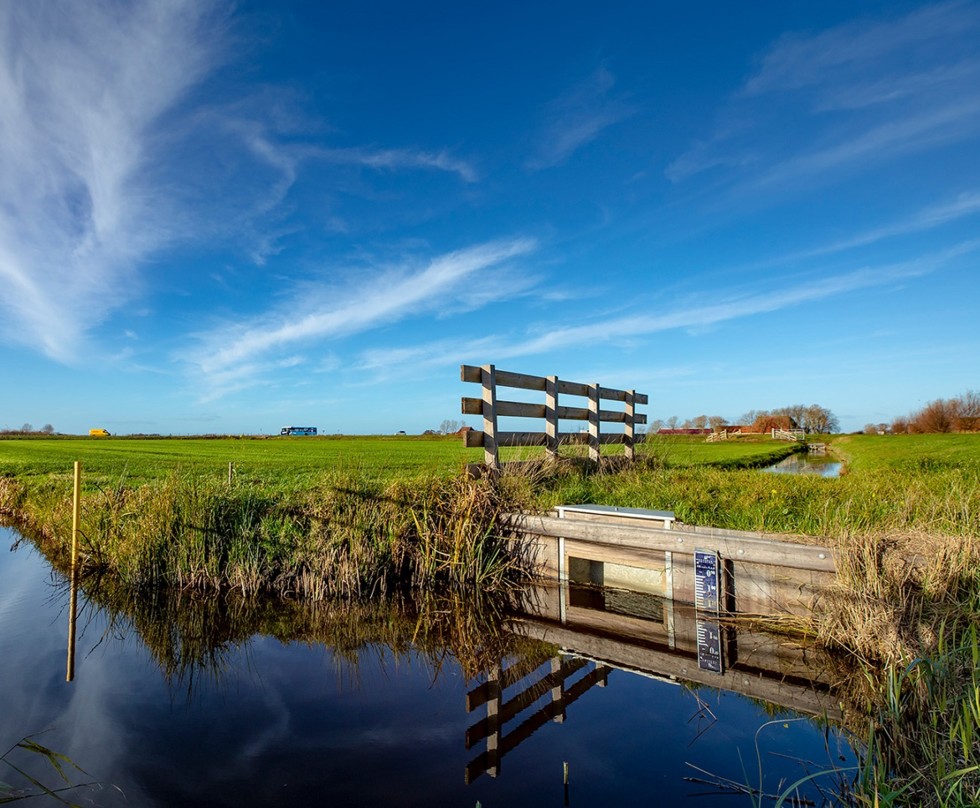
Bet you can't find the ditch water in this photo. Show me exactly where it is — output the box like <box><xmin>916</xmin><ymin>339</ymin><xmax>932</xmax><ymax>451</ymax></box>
<box><xmin>763</xmin><ymin>453</ymin><xmax>843</xmax><ymax>478</ymax></box>
<box><xmin>0</xmin><ymin>524</ymin><xmax>857</xmax><ymax>806</ymax></box>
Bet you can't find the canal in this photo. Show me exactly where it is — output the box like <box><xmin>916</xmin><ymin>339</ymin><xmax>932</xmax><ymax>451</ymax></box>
<box><xmin>0</xmin><ymin>525</ymin><xmax>856</xmax><ymax>806</ymax></box>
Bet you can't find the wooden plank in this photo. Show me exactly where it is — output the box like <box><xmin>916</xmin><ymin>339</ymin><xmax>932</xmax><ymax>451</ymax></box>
<box><xmin>465</xmin><ymin>431</ymin><xmax>646</xmax><ymax>448</ymax></box>
<box><xmin>461</xmin><ymin>364</ymin><xmax>648</xmax><ymax>404</ymax></box>
<box><xmin>461</xmin><ymin>396</ymin><xmax>483</xmax><ymax>415</ymax></box>
<box><xmin>462</xmin><ymin>364</ymin><xmax>547</xmax><ymax>391</ymax></box>
<box><xmin>505</xmin><ymin>514</ymin><xmax>836</xmax><ymax>573</ymax></box>
<box><xmin>558</xmin><ymin>406</ymin><xmax>646</xmax><ymax>424</ymax></box>
<box><xmin>565</xmin><ymin>538</ymin><xmax>669</xmax><ymax>571</ymax></box>
<box><xmin>464</xmin><ymin>398</ymin><xmax>646</xmax><ymax>424</ymax></box>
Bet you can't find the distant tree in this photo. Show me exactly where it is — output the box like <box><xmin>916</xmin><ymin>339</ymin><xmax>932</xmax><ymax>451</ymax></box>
<box><xmin>911</xmin><ymin>399</ymin><xmax>955</xmax><ymax>433</ymax></box>
<box><xmin>863</xmin><ymin>423</ymin><xmax>878</xmax><ymax>435</ymax></box>
<box><xmin>955</xmin><ymin>390</ymin><xmax>980</xmax><ymax>432</ymax></box>
<box><xmin>691</xmin><ymin>414</ymin><xmax>708</xmax><ymax>430</ymax></box>
<box><xmin>802</xmin><ymin>404</ymin><xmax>839</xmax><ymax>434</ymax></box>
<box><xmin>41</xmin><ymin>424</ymin><xmax>54</xmax><ymax>434</ymax></box>
<box><xmin>438</xmin><ymin>419</ymin><xmax>462</xmax><ymax>435</ymax></box>
<box><xmin>781</xmin><ymin>404</ymin><xmax>807</xmax><ymax>429</ymax></box>
<box><xmin>649</xmin><ymin>419</ymin><xmax>665</xmax><ymax>433</ymax></box>
<box><xmin>666</xmin><ymin>416</ymin><xmax>679</xmax><ymax>430</ymax></box>
<box><xmin>708</xmin><ymin>415</ymin><xmax>727</xmax><ymax>432</ymax></box>
<box><xmin>891</xmin><ymin>416</ymin><xmax>909</xmax><ymax>434</ymax></box>
<box><xmin>20</xmin><ymin>423</ymin><xmax>33</xmax><ymax>433</ymax></box>
<box><xmin>737</xmin><ymin>409</ymin><xmax>766</xmax><ymax>426</ymax></box>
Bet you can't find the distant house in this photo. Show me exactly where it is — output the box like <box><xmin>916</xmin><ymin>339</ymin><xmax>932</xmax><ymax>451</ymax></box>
<box><xmin>752</xmin><ymin>415</ymin><xmax>798</xmax><ymax>433</ymax></box>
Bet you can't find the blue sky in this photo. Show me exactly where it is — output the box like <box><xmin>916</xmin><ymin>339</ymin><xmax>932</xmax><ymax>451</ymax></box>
<box><xmin>1</xmin><ymin>1</ymin><xmax>979</xmax><ymax>435</ymax></box>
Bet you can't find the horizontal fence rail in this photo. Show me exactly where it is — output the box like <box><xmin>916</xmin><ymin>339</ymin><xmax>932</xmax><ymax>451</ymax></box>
<box><xmin>460</xmin><ymin>364</ymin><xmax>648</xmax><ymax>472</ymax></box>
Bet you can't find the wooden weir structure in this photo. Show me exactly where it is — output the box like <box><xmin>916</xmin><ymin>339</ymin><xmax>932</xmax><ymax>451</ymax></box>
<box><xmin>506</xmin><ymin>504</ymin><xmax>836</xmax><ymax>618</ymax></box>
<box><xmin>456</xmin><ymin>364</ymin><xmax>844</xmax><ymax>783</ymax></box>
<box><xmin>465</xmin><ymin>507</ymin><xmax>841</xmax><ymax>784</ymax></box>
<box><xmin>465</xmin><ymin>572</ymin><xmax>844</xmax><ymax>783</ymax></box>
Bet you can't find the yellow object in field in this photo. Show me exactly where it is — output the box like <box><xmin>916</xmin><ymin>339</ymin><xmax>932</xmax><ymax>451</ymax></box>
<box><xmin>88</xmin><ymin>428</ymin><xmax>111</xmax><ymax>437</ymax></box>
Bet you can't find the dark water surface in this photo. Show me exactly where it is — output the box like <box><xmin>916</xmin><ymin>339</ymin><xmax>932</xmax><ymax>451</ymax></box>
<box><xmin>0</xmin><ymin>525</ymin><xmax>856</xmax><ymax>806</ymax></box>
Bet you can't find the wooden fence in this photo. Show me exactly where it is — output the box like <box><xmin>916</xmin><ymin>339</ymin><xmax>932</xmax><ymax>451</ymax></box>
<box><xmin>460</xmin><ymin>364</ymin><xmax>648</xmax><ymax>472</ymax></box>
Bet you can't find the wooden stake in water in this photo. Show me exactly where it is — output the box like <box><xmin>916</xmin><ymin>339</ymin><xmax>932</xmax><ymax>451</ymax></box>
<box><xmin>71</xmin><ymin>461</ymin><xmax>81</xmax><ymax>567</ymax></box>
<box><xmin>66</xmin><ymin>568</ymin><xmax>78</xmax><ymax>682</ymax></box>
<box><xmin>67</xmin><ymin>461</ymin><xmax>81</xmax><ymax>682</ymax></box>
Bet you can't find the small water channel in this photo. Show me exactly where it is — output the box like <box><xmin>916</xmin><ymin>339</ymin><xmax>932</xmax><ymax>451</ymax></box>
<box><xmin>763</xmin><ymin>453</ymin><xmax>843</xmax><ymax>478</ymax></box>
<box><xmin>0</xmin><ymin>524</ymin><xmax>857</xmax><ymax>806</ymax></box>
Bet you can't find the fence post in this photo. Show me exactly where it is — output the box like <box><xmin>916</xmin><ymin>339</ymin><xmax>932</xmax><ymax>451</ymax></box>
<box><xmin>481</xmin><ymin>364</ymin><xmax>500</xmax><ymax>471</ymax></box>
<box><xmin>546</xmin><ymin>375</ymin><xmax>559</xmax><ymax>461</ymax></box>
<box><xmin>624</xmin><ymin>390</ymin><xmax>636</xmax><ymax>462</ymax></box>
<box><xmin>588</xmin><ymin>383</ymin><xmax>601</xmax><ymax>465</ymax></box>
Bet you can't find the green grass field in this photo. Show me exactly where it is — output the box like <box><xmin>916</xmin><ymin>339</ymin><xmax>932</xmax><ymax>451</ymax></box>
<box><xmin>0</xmin><ymin>432</ymin><xmax>802</xmax><ymax>486</ymax></box>
<box><xmin>832</xmin><ymin>433</ymin><xmax>980</xmax><ymax>472</ymax></box>
<box><xmin>0</xmin><ymin>435</ymin><xmax>478</xmax><ymax>486</ymax></box>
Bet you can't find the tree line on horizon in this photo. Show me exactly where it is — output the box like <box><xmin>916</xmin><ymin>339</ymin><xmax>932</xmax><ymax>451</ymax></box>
<box><xmin>1</xmin><ymin>423</ymin><xmax>55</xmax><ymax>435</ymax></box>
<box><xmin>651</xmin><ymin>404</ymin><xmax>839</xmax><ymax>435</ymax></box>
<box><xmin>876</xmin><ymin>390</ymin><xmax>980</xmax><ymax>435</ymax></box>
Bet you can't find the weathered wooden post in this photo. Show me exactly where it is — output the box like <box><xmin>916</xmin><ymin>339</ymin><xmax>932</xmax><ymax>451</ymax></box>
<box><xmin>588</xmin><ymin>383</ymin><xmax>601</xmax><ymax>465</ymax></box>
<box><xmin>624</xmin><ymin>389</ymin><xmax>636</xmax><ymax>462</ymax></box>
<box><xmin>481</xmin><ymin>364</ymin><xmax>500</xmax><ymax>472</ymax></box>
<box><xmin>66</xmin><ymin>571</ymin><xmax>78</xmax><ymax>682</ymax></box>
<box><xmin>486</xmin><ymin>663</ymin><xmax>501</xmax><ymax>777</ymax></box>
<box><xmin>550</xmin><ymin>656</ymin><xmax>565</xmax><ymax>723</ymax></box>
<box><xmin>67</xmin><ymin>460</ymin><xmax>81</xmax><ymax>682</ymax></box>
<box><xmin>545</xmin><ymin>375</ymin><xmax>559</xmax><ymax>461</ymax></box>
<box><xmin>71</xmin><ymin>461</ymin><xmax>81</xmax><ymax>567</ymax></box>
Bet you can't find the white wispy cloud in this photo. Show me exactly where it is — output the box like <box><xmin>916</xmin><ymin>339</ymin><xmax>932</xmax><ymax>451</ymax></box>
<box><xmin>666</xmin><ymin>2</ymin><xmax>980</xmax><ymax>190</ymax></box>
<box><xmin>355</xmin><ymin>242</ymin><xmax>978</xmax><ymax>377</ymax></box>
<box><xmin>0</xmin><ymin>0</ymin><xmax>223</xmax><ymax>361</ymax></box>
<box><xmin>313</xmin><ymin>146</ymin><xmax>478</xmax><ymax>183</ymax></box>
<box><xmin>781</xmin><ymin>191</ymin><xmax>980</xmax><ymax>260</ymax></box>
<box><xmin>526</xmin><ymin>67</ymin><xmax>634</xmax><ymax>170</ymax></box>
<box><xmin>0</xmin><ymin>3</ymin><xmax>481</xmax><ymax>363</ymax></box>
<box><xmin>185</xmin><ymin>237</ymin><xmax>537</xmax><ymax>398</ymax></box>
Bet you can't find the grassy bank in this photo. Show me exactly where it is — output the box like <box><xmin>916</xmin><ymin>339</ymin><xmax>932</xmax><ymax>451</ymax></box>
<box><xmin>0</xmin><ymin>469</ymin><xmax>541</xmax><ymax>598</ymax></box>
